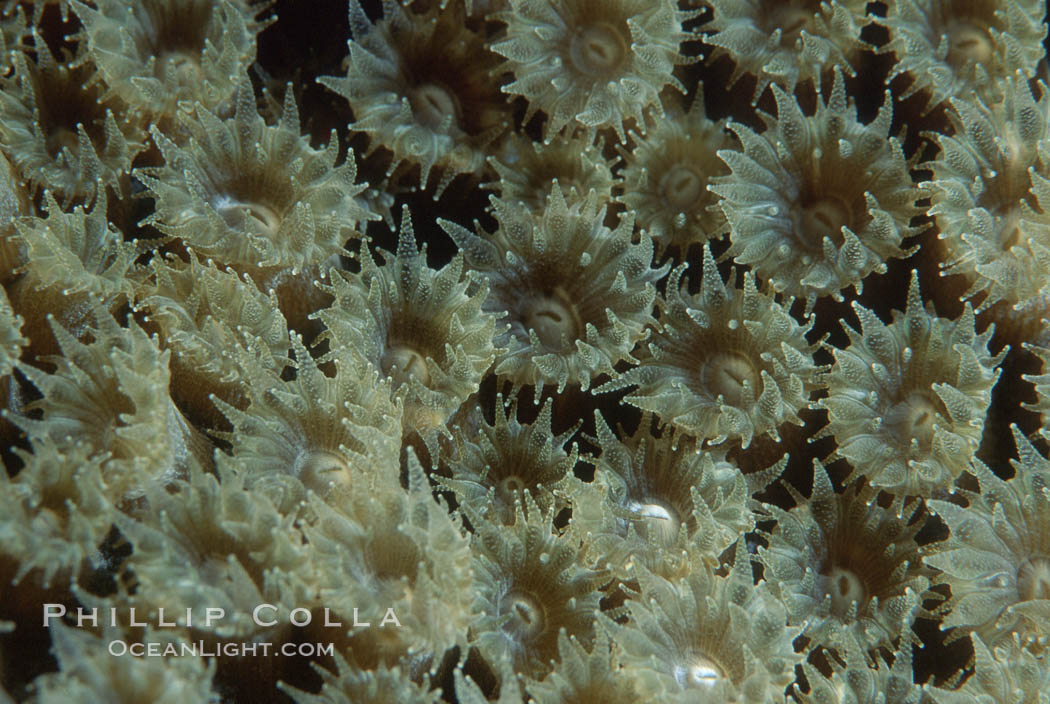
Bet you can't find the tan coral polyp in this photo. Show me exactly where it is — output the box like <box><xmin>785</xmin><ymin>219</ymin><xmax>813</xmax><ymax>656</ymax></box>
<box><xmin>364</xmin><ymin>531</ymin><xmax>421</xmax><ymax>586</ymax></box>
<box><xmin>213</xmin><ymin>196</ymin><xmax>284</xmax><ymax>237</ymax></box>
<box><xmin>883</xmin><ymin>391</ymin><xmax>946</xmax><ymax>454</ymax></box>
<box><xmin>701</xmin><ymin>351</ymin><xmax>759</xmax><ymax>408</ymax></box>
<box><xmin>409</xmin><ymin>82</ymin><xmax>461</xmax><ymax>130</ymax></box>
<box><xmin>522</xmin><ymin>287</ymin><xmax>583</xmax><ymax>350</ymax></box>
<box><xmin>766</xmin><ymin>2</ymin><xmax>820</xmax><ymax>48</ymax></box>
<box><xmin>155</xmin><ymin>50</ymin><xmax>204</xmax><ymax>88</ymax></box>
<box><xmin>797</xmin><ymin>194</ymin><xmax>852</xmax><ymax>250</ymax></box>
<box><xmin>627</xmin><ymin>498</ymin><xmax>681</xmax><ymax>547</ymax></box>
<box><xmin>1017</xmin><ymin>556</ymin><xmax>1050</xmax><ymax>602</ymax></box>
<box><xmin>380</xmin><ymin>343</ymin><xmax>431</xmax><ymax>386</ymax></box>
<box><xmin>674</xmin><ymin>654</ymin><xmax>727</xmax><ymax>691</ymax></box>
<box><xmin>44</xmin><ymin>128</ymin><xmax>79</xmax><ymax>159</ymax></box>
<box><xmin>496</xmin><ymin>475</ymin><xmax>527</xmax><ymax>504</ymax></box>
<box><xmin>992</xmin><ymin>204</ymin><xmax>1026</xmax><ymax>251</ymax></box>
<box><xmin>298</xmin><ymin>450</ymin><xmax>353</xmax><ymax>496</ymax></box>
<box><xmin>569</xmin><ymin>21</ymin><xmax>628</xmax><ymax>75</ymax></box>
<box><xmin>945</xmin><ymin>19</ymin><xmax>995</xmax><ymax>68</ymax></box>
<box><xmin>826</xmin><ymin>566</ymin><xmax>868</xmax><ymax>619</ymax></box>
<box><xmin>660</xmin><ymin>164</ymin><xmax>705</xmax><ymax>210</ymax></box>
<box><xmin>30</xmin><ymin>61</ymin><xmax>114</xmax><ymax>166</ymax></box>
<box><xmin>501</xmin><ymin>590</ymin><xmax>546</xmax><ymax>643</ymax></box>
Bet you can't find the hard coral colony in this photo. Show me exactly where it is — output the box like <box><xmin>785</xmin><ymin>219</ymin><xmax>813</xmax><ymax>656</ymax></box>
<box><xmin>0</xmin><ymin>0</ymin><xmax>1049</xmax><ymax>702</ymax></box>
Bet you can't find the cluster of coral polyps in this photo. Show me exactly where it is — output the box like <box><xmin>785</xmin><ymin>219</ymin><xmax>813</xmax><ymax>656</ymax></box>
<box><xmin>1</xmin><ymin>0</ymin><xmax>1050</xmax><ymax>701</ymax></box>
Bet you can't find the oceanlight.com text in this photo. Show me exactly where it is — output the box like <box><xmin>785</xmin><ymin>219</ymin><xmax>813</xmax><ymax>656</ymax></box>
<box><xmin>107</xmin><ymin>640</ymin><xmax>336</xmax><ymax>658</ymax></box>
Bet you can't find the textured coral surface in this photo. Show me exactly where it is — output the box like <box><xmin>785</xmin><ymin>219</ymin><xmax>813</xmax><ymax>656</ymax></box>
<box><xmin>1</xmin><ymin>0</ymin><xmax>1050</xmax><ymax>702</ymax></box>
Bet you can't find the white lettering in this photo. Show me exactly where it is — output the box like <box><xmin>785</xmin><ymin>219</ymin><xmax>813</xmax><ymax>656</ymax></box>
<box><xmin>380</xmin><ymin>608</ymin><xmax>402</xmax><ymax>627</ymax></box>
<box><xmin>253</xmin><ymin>604</ymin><xmax>278</xmax><ymax>627</ymax></box>
<box><xmin>323</xmin><ymin>608</ymin><xmax>342</xmax><ymax>628</ymax></box>
<box><xmin>157</xmin><ymin>608</ymin><xmax>176</xmax><ymax>628</ymax></box>
<box><xmin>42</xmin><ymin>604</ymin><xmax>66</xmax><ymax>627</ymax></box>
<box><xmin>128</xmin><ymin>608</ymin><xmax>146</xmax><ymax>628</ymax></box>
<box><xmin>290</xmin><ymin>607</ymin><xmax>311</xmax><ymax>627</ymax></box>
<box><xmin>204</xmin><ymin>608</ymin><xmax>225</xmax><ymax>627</ymax></box>
<box><xmin>76</xmin><ymin>608</ymin><xmax>97</xmax><ymax>628</ymax></box>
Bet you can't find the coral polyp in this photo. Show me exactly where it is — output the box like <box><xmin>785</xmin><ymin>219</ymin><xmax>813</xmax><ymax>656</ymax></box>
<box><xmin>928</xmin><ymin>633</ymin><xmax>1050</xmax><ymax>703</ymax></box>
<box><xmin>486</xmin><ymin>132</ymin><xmax>616</xmax><ymax>213</ymax></box>
<box><xmin>702</xmin><ymin>0</ymin><xmax>870</xmax><ymax>103</ymax></box>
<box><xmin>522</xmin><ymin>628</ymin><xmax>642</xmax><ymax>704</ymax></box>
<box><xmin>599</xmin><ymin>244</ymin><xmax>825</xmax><ymax>448</ymax></box>
<box><xmin>819</xmin><ymin>271</ymin><xmax>1004</xmax><ymax>496</ymax></box>
<box><xmin>11</xmin><ymin>305</ymin><xmax>208</xmax><ymax>509</ymax></box>
<box><xmin>319</xmin><ymin>0</ymin><xmax>508</xmax><ymax>196</ymax></box>
<box><xmin>280</xmin><ymin>656</ymin><xmax>442</xmax><ymax>704</ymax></box>
<box><xmin>442</xmin><ymin>187</ymin><xmax>665</xmax><ymax>393</ymax></box>
<box><xmin>315</xmin><ymin>207</ymin><xmax>500</xmax><ymax>454</ymax></box>
<box><xmin>135</xmin><ymin>254</ymin><xmax>291</xmax><ymax>428</ymax></box>
<box><xmin>878</xmin><ymin>0</ymin><xmax>1047</xmax><ymax>110</ymax></box>
<box><xmin>0</xmin><ymin>441</ymin><xmax>113</xmax><ymax>591</ymax></box>
<box><xmin>213</xmin><ymin>332</ymin><xmax>402</xmax><ymax>504</ymax></box>
<box><xmin>70</xmin><ymin>0</ymin><xmax>270</xmax><ymax>125</ymax></box>
<box><xmin>608</xmin><ymin>541</ymin><xmax>803</xmax><ymax>702</ymax></box>
<box><xmin>0</xmin><ymin>41</ymin><xmax>142</xmax><ymax>206</ymax></box>
<box><xmin>30</xmin><ymin>624</ymin><xmax>218</xmax><ymax>704</ymax></box>
<box><xmin>925</xmin><ymin>75</ymin><xmax>1050</xmax><ymax>334</ymax></box>
<box><xmin>586</xmin><ymin>411</ymin><xmax>753</xmax><ymax>578</ymax></box>
<box><xmin>490</xmin><ymin>0</ymin><xmax>698</xmax><ymax>142</ymax></box>
<box><xmin>302</xmin><ymin>449</ymin><xmax>475</xmax><ymax>678</ymax></box>
<box><xmin>140</xmin><ymin>76</ymin><xmax>377</xmax><ymax>286</ymax></box>
<box><xmin>7</xmin><ymin>192</ymin><xmax>138</xmax><ymax>356</ymax></box>
<box><xmin>925</xmin><ymin>427</ymin><xmax>1050</xmax><ymax>649</ymax></box>
<box><xmin>440</xmin><ymin>395</ymin><xmax>581</xmax><ymax>524</ymax></box>
<box><xmin>711</xmin><ymin>70</ymin><xmax>924</xmax><ymax>305</ymax></box>
<box><xmin>470</xmin><ymin>495</ymin><xmax>606</xmax><ymax>681</ymax></box>
<box><xmin>758</xmin><ymin>461</ymin><xmax>934</xmax><ymax>657</ymax></box>
<box><xmin>617</xmin><ymin>91</ymin><xmax>734</xmax><ymax>256</ymax></box>
<box><xmin>114</xmin><ymin>461</ymin><xmax>315</xmax><ymax>642</ymax></box>
<box><xmin>794</xmin><ymin>632</ymin><xmax>927</xmax><ymax>704</ymax></box>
